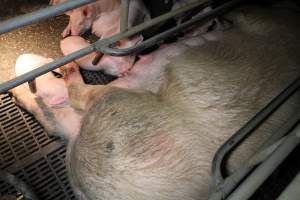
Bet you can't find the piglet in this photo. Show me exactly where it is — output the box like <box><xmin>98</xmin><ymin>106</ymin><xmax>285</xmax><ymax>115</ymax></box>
<box><xmin>12</xmin><ymin>54</ymin><xmax>83</xmax><ymax>140</ymax></box>
<box><xmin>51</xmin><ymin>0</ymin><xmax>150</xmax><ymax>76</ymax></box>
<box><xmin>12</xmin><ymin>4</ymin><xmax>300</xmax><ymax>200</ymax></box>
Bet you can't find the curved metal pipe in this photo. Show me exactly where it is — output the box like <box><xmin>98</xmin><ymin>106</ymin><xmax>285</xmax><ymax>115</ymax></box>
<box><xmin>211</xmin><ymin>76</ymin><xmax>300</xmax><ymax>187</ymax></box>
<box><xmin>208</xmin><ymin>116</ymin><xmax>300</xmax><ymax>200</ymax></box>
<box><xmin>95</xmin><ymin>0</ymin><xmax>243</xmax><ymax>57</ymax></box>
<box><xmin>92</xmin><ymin>0</ymin><xmax>211</xmax><ymax>64</ymax></box>
<box><xmin>227</xmin><ymin>123</ymin><xmax>300</xmax><ymax>200</ymax></box>
<box><xmin>0</xmin><ymin>0</ymin><xmax>244</xmax><ymax>93</ymax></box>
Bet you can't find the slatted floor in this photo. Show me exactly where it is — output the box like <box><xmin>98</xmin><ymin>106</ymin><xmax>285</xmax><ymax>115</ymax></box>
<box><xmin>0</xmin><ymin>69</ymin><xmax>115</xmax><ymax>200</ymax></box>
<box><xmin>0</xmin><ymin>68</ymin><xmax>298</xmax><ymax>200</ymax></box>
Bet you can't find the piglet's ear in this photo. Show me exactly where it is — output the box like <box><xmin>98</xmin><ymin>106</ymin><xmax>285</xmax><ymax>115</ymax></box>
<box><xmin>68</xmin><ymin>83</ymin><xmax>108</xmax><ymax>112</ymax></box>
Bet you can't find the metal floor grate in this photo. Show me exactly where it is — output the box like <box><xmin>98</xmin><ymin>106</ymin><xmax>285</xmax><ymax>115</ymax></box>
<box><xmin>0</xmin><ymin>70</ymin><xmax>115</xmax><ymax>200</ymax></box>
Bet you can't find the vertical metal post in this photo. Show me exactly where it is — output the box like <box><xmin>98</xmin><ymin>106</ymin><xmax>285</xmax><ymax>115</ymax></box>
<box><xmin>121</xmin><ymin>0</ymin><xmax>130</xmax><ymax>32</ymax></box>
<box><xmin>93</xmin><ymin>0</ymin><xmax>129</xmax><ymax>65</ymax></box>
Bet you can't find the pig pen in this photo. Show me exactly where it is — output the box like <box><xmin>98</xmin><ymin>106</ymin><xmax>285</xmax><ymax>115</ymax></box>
<box><xmin>0</xmin><ymin>0</ymin><xmax>299</xmax><ymax>200</ymax></box>
<box><xmin>0</xmin><ymin>1</ymin><xmax>115</xmax><ymax>199</ymax></box>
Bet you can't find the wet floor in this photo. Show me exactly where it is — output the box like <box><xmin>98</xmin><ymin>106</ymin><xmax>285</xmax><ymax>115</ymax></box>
<box><xmin>0</xmin><ymin>0</ymin><xmax>68</xmax><ymax>85</ymax></box>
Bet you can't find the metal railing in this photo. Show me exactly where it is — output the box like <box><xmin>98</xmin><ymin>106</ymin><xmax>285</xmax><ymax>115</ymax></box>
<box><xmin>0</xmin><ymin>0</ymin><xmax>97</xmax><ymax>35</ymax></box>
<box><xmin>0</xmin><ymin>0</ymin><xmax>243</xmax><ymax>93</ymax></box>
<box><xmin>209</xmin><ymin>77</ymin><xmax>300</xmax><ymax>200</ymax></box>
<box><xmin>0</xmin><ymin>1</ymin><xmax>298</xmax><ymax>199</ymax></box>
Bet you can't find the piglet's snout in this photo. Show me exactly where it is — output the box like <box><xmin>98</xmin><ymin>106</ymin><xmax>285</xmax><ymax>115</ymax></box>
<box><xmin>15</xmin><ymin>54</ymin><xmax>69</xmax><ymax>107</ymax></box>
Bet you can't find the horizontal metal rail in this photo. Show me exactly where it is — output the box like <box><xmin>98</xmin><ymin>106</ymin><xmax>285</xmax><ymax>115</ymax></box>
<box><xmin>93</xmin><ymin>0</ymin><xmax>212</xmax><ymax>52</ymax></box>
<box><xmin>92</xmin><ymin>0</ymin><xmax>210</xmax><ymax>64</ymax></box>
<box><xmin>227</xmin><ymin>122</ymin><xmax>300</xmax><ymax>200</ymax></box>
<box><xmin>0</xmin><ymin>0</ymin><xmax>245</xmax><ymax>93</ymax></box>
<box><xmin>0</xmin><ymin>46</ymin><xmax>95</xmax><ymax>93</ymax></box>
<box><xmin>208</xmin><ymin>115</ymin><xmax>300</xmax><ymax>200</ymax></box>
<box><xmin>211</xmin><ymin>76</ymin><xmax>300</xmax><ymax>187</ymax></box>
<box><xmin>97</xmin><ymin>0</ymin><xmax>243</xmax><ymax>56</ymax></box>
<box><xmin>0</xmin><ymin>0</ymin><xmax>97</xmax><ymax>35</ymax></box>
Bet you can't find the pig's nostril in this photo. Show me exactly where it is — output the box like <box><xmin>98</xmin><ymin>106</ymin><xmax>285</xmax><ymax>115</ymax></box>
<box><xmin>83</xmin><ymin>9</ymin><xmax>88</xmax><ymax>17</ymax></box>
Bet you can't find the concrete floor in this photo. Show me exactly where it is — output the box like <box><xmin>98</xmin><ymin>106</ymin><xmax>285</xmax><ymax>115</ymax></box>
<box><xmin>0</xmin><ymin>2</ymin><xmax>68</xmax><ymax>85</ymax></box>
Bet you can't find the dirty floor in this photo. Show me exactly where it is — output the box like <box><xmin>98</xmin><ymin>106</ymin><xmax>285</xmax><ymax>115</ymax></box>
<box><xmin>0</xmin><ymin>1</ymin><xmax>68</xmax><ymax>85</ymax></box>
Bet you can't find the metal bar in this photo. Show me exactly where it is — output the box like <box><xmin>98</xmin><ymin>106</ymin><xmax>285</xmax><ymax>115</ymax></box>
<box><xmin>248</xmin><ymin>136</ymin><xmax>286</xmax><ymax>166</ymax></box>
<box><xmin>120</xmin><ymin>0</ymin><xmax>130</xmax><ymax>32</ymax></box>
<box><xmin>92</xmin><ymin>0</ymin><xmax>210</xmax><ymax>64</ymax></box>
<box><xmin>0</xmin><ymin>0</ymin><xmax>97</xmax><ymax>35</ymax></box>
<box><xmin>0</xmin><ymin>0</ymin><xmax>210</xmax><ymax>93</ymax></box>
<box><xmin>93</xmin><ymin>0</ymin><xmax>211</xmax><ymax>52</ymax></box>
<box><xmin>93</xmin><ymin>0</ymin><xmax>130</xmax><ymax>65</ymax></box>
<box><xmin>277</xmin><ymin>172</ymin><xmax>300</xmax><ymax>200</ymax></box>
<box><xmin>0</xmin><ymin>169</ymin><xmax>39</xmax><ymax>200</ymax></box>
<box><xmin>211</xmin><ymin>137</ymin><xmax>286</xmax><ymax>199</ymax></box>
<box><xmin>260</xmin><ymin>112</ymin><xmax>300</xmax><ymax>149</ymax></box>
<box><xmin>212</xmin><ymin>76</ymin><xmax>300</xmax><ymax>187</ymax></box>
<box><xmin>209</xmin><ymin>166</ymin><xmax>253</xmax><ymax>200</ymax></box>
<box><xmin>0</xmin><ymin>0</ymin><xmax>242</xmax><ymax>93</ymax></box>
<box><xmin>208</xmin><ymin>114</ymin><xmax>300</xmax><ymax>200</ymax></box>
<box><xmin>0</xmin><ymin>45</ymin><xmax>95</xmax><ymax>93</ymax></box>
<box><xmin>227</xmin><ymin>123</ymin><xmax>300</xmax><ymax>200</ymax></box>
<box><xmin>97</xmin><ymin>0</ymin><xmax>244</xmax><ymax>56</ymax></box>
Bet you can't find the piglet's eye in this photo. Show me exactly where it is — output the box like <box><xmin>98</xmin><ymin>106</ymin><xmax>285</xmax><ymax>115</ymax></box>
<box><xmin>51</xmin><ymin>71</ymin><xmax>63</xmax><ymax>78</ymax></box>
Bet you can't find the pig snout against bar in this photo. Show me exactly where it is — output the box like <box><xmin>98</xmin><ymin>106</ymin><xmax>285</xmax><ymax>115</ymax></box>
<box><xmin>0</xmin><ymin>0</ymin><xmax>244</xmax><ymax>94</ymax></box>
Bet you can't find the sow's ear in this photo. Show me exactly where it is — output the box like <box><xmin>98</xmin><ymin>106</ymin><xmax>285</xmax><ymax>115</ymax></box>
<box><xmin>68</xmin><ymin>83</ymin><xmax>109</xmax><ymax>112</ymax></box>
